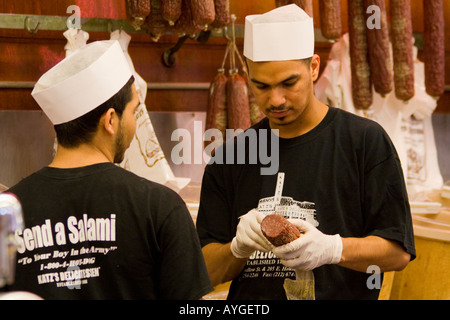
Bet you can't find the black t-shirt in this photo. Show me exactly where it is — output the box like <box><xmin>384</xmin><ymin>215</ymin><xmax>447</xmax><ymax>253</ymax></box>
<box><xmin>6</xmin><ymin>163</ymin><xmax>212</xmax><ymax>300</ymax></box>
<box><xmin>196</xmin><ymin>107</ymin><xmax>416</xmax><ymax>300</ymax></box>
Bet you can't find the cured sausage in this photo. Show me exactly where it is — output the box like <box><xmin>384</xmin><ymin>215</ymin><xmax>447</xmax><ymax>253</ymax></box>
<box><xmin>205</xmin><ymin>70</ymin><xmax>228</xmax><ymax>144</ymax></box>
<box><xmin>275</xmin><ymin>0</ymin><xmax>313</xmax><ymax>17</ymax></box>
<box><xmin>173</xmin><ymin>0</ymin><xmax>203</xmax><ymax>36</ymax></box>
<box><xmin>423</xmin><ymin>0</ymin><xmax>445</xmax><ymax>97</ymax></box>
<box><xmin>290</xmin><ymin>0</ymin><xmax>313</xmax><ymax>17</ymax></box>
<box><xmin>348</xmin><ymin>0</ymin><xmax>372</xmax><ymax>109</ymax></box>
<box><xmin>261</xmin><ymin>214</ymin><xmax>301</xmax><ymax>247</ymax></box>
<box><xmin>364</xmin><ymin>0</ymin><xmax>392</xmax><ymax>96</ymax></box>
<box><xmin>161</xmin><ymin>0</ymin><xmax>182</xmax><ymax>26</ymax></box>
<box><xmin>249</xmin><ymin>99</ymin><xmax>264</xmax><ymax>125</ymax></box>
<box><xmin>275</xmin><ymin>0</ymin><xmax>290</xmax><ymax>7</ymax></box>
<box><xmin>126</xmin><ymin>0</ymin><xmax>151</xmax><ymax>30</ymax></box>
<box><xmin>242</xmin><ymin>70</ymin><xmax>264</xmax><ymax>125</ymax></box>
<box><xmin>146</xmin><ymin>0</ymin><xmax>170</xmax><ymax>41</ymax></box>
<box><xmin>318</xmin><ymin>0</ymin><xmax>342</xmax><ymax>40</ymax></box>
<box><xmin>211</xmin><ymin>0</ymin><xmax>230</xmax><ymax>29</ymax></box>
<box><xmin>390</xmin><ymin>0</ymin><xmax>414</xmax><ymax>101</ymax></box>
<box><xmin>191</xmin><ymin>0</ymin><xmax>216</xmax><ymax>31</ymax></box>
<box><xmin>227</xmin><ymin>72</ymin><xmax>251</xmax><ymax>131</ymax></box>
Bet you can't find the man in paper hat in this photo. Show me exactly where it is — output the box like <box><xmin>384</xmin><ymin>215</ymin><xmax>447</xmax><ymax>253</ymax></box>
<box><xmin>197</xmin><ymin>5</ymin><xmax>415</xmax><ymax>299</ymax></box>
<box><xmin>4</xmin><ymin>40</ymin><xmax>212</xmax><ymax>299</ymax></box>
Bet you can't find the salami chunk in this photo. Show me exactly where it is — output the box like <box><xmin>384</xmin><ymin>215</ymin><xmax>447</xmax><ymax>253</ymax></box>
<box><xmin>261</xmin><ymin>214</ymin><xmax>301</xmax><ymax>247</ymax></box>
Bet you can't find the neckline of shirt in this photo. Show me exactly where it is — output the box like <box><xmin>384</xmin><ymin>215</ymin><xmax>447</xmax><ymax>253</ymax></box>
<box><xmin>262</xmin><ymin>106</ymin><xmax>338</xmax><ymax>148</ymax></box>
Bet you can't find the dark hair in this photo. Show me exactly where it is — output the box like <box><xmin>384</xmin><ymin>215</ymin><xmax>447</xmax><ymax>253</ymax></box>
<box><xmin>302</xmin><ymin>57</ymin><xmax>312</xmax><ymax>66</ymax></box>
<box><xmin>55</xmin><ymin>76</ymin><xmax>135</xmax><ymax>148</ymax></box>
<box><xmin>244</xmin><ymin>57</ymin><xmax>313</xmax><ymax>71</ymax></box>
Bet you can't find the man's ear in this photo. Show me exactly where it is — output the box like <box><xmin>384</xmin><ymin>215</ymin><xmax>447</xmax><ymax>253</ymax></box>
<box><xmin>311</xmin><ymin>54</ymin><xmax>321</xmax><ymax>82</ymax></box>
<box><xmin>102</xmin><ymin>108</ymin><xmax>117</xmax><ymax>136</ymax></box>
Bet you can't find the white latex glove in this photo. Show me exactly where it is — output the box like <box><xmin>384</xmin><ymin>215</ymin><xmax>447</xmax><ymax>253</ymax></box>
<box><xmin>230</xmin><ymin>209</ymin><xmax>273</xmax><ymax>258</ymax></box>
<box><xmin>272</xmin><ymin>219</ymin><xmax>343</xmax><ymax>271</ymax></box>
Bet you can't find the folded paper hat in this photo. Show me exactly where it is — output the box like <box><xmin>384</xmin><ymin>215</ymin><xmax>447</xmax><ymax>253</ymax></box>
<box><xmin>244</xmin><ymin>4</ymin><xmax>314</xmax><ymax>62</ymax></box>
<box><xmin>32</xmin><ymin>40</ymin><xmax>133</xmax><ymax>125</ymax></box>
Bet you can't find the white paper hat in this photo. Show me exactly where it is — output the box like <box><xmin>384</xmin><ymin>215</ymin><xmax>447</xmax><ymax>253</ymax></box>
<box><xmin>32</xmin><ymin>40</ymin><xmax>133</xmax><ymax>125</ymax></box>
<box><xmin>244</xmin><ymin>4</ymin><xmax>314</xmax><ymax>62</ymax></box>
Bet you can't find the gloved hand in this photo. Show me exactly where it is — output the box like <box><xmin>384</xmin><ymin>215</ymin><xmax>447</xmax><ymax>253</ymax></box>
<box><xmin>272</xmin><ymin>219</ymin><xmax>343</xmax><ymax>270</ymax></box>
<box><xmin>230</xmin><ymin>209</ymin><xmax>273</xmax><ymax>259</ymax></box>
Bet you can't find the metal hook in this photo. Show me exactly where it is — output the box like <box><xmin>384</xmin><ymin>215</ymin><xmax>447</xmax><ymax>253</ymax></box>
<box><xmin>222</xmin><ymin>26</ymin><xmax>231</xmax><ymax>41</ymax></box>
<box><xmin>24</xmin><ymin>16</ymin><xmax>40</xmax><ymax>34</ymax></box>
<box><xmin>107</xmin><ymin>21</ymin><xmax>113</xmax><ymax>34</ymax></box>
<box><xmin>162</xmin><ymin>35</ymin><xmax>189</xmax><ymax>68</ymax></box>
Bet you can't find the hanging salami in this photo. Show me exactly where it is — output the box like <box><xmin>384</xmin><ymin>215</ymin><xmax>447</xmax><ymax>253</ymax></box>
<box><xmin>205</xmin><ymin>70</ymin><xmax>228</xmax><ymax>145</ymax></box>
<box><xmin>275</xmin><ymin>0</ymin><xmax>290</xmax><ymax>7</ymax></box>
<box><xmin>348</xmin><ymin>0</ymin><xmax>372</xmax><ymax>109</ymax></box>
<box><xmin>146</xmin><ymin>0</ymin><xmax>170</xmax><ymax>41</ymax></box>
<box><xmin>423</xmin><ymin>0</ymin><xmax>445</xmax><ymax>98</ymax></box>
<box><xmin>173</xmin><ymin>0</ymin><xmax>203</xmax><ymax>36</ymax></box>
<box><xmin>211</xmin><ymin>0</ymin><xmax>230</xmax><ymax>29</ymax></box>
<box><xmin>126</xmin><ymin>0</ymin><xmax>152</xmax><ymax>30</ymax></box>
<box><xmin>364</xmin><ymin>0</ymin><xmax>393</xmax><ymax>96</ymax></box>
<box><xmin>161</xmin><ymin>0</ymin><xmax>182</xmax><ymax>26</ymax></box>
<box><xmin>191</xmin><ymin>0</ymin><xmax>216</xmax><ymax>31</ymax></box>
<box><xmin>318</xmin><ymin>0</ymin><xmax>342</xmax><ymax>40</ymax></box>
<box><xmin>275</xmin><ymin>0</ymin><xmax>313</xmax><ymax>17</ymax></box>
<box><xmin>227</xmin><ymin>72</ymin><xmax>251</xmax><ymax>131</ymax></box>
<box><xmin>390</xmin><ymin>0</ymin><xmax>414</xmax><ymax>101</ymax></box>
<box><xmin>242</xmin><ymin>70</ymin><xmax>265</xmax><ymax>125</ymax></box>
<box><xmin>290</xmin><ymin>0</ymin><xmax>313</xmax><ymax>17</ymax></box>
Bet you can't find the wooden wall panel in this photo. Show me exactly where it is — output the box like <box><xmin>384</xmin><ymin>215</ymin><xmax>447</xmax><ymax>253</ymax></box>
<box><xmin>0</xmin><ymin>0</ymin><xmax>448</xmax><ymax>113</ymax></box>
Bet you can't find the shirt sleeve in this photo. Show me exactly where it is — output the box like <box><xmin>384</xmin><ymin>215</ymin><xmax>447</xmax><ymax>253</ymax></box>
<box><xmin>362</xmin><ymin>126</ymin><xmax>416</xmax><ymax>260</ymax></box>
<box><xmin>196</xmin><ymin>162</ymin><xmax>235</xmax><ymax>247</ymax></box>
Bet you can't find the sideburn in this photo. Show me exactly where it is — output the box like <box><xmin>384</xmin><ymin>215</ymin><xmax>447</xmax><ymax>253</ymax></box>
<box><xmin>113</xmin><ymin>121</ymin><xmax>127</xmax><ymax>164</ymax></box>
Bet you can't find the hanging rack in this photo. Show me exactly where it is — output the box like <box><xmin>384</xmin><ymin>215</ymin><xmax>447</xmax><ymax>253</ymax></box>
<box><xmin>0</xmin><ymin>13</ymin><xmax>366</xmax><ymax>66</ymax></box>
<box><xmin>0</xmin><ymin>13</ymin><xmax>241</xmax><ymax>37</ymax></box>
<box><xmin>1</xmin><ymin>14</ymin><xmax>438</xmax><ymax>90</ymax></box>
<box><xmin>1</xmin><ymin>13</ymin><xmax>146</xmax><ymax>34</ymax></box>
<box><xmin>0</xmin><ymin>13</ymin><xmax>343</xmax><ymax>42</ymax></box>
<box><xmin>0</xmin><ymin>13</ymin><xmax>241</xmax><ymax>68</ymax></box>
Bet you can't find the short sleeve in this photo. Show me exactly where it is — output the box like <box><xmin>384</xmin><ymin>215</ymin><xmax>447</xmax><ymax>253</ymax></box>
<box><xmin>362</xmin><ymin>127</ymin><xmax>416</xmax><ymax>260</ymax></box>
<box><xmin>196</xmin><ymin>162</ymin><xmax>235</xmax><ymax>247</ymax></box>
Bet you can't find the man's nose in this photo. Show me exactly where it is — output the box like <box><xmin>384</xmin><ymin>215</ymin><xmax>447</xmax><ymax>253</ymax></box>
<box><xmin>269</xmin><ymin>87</ymin><xmax>286</xmax><ymax>107</ymax></box>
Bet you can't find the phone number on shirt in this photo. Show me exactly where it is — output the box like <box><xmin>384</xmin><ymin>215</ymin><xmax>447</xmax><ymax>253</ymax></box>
<box><xmin>39</xmin><ymin>257</ymin><xmax>96</xmax><ymax>271</ymax></box>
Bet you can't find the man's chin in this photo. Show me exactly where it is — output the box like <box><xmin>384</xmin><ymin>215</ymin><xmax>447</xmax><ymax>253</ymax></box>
<box><xmin>268</xmin><ymin>116</ymin><xmax>295</xmax><ymax>127</ymax></box>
